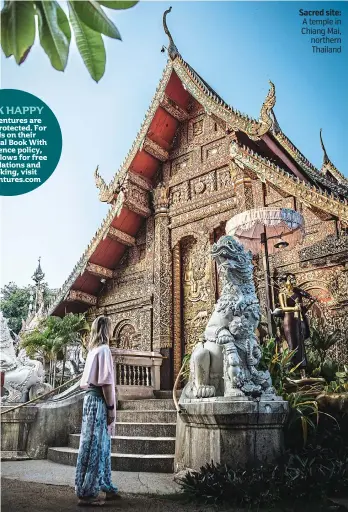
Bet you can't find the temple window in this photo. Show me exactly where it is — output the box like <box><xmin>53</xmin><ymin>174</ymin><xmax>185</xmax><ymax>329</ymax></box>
<box><xmin>113</xmin><ymin>323</ymin><xmax>137</xmax><ymax>349</ymax></box>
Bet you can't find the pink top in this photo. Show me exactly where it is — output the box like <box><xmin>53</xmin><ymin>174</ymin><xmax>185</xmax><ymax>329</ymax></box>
<box><xmin>80</xmin><ymin>344</ymin><xmax>116</xmax><ymax>433</ymax></box>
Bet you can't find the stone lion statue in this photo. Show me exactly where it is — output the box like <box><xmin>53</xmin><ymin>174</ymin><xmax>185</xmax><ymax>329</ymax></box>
<box><xmin>0</xmin><ymin>312</ymin><xmax>48</xmax><ymax>403</ymax></box>
<box><xmin>180</xmin><ymin>236</ymin><xmax>274</xmax><ymax>402</ymax></box>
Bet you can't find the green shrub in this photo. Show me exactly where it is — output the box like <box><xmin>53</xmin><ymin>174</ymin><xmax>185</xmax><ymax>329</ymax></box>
<box><xmin>178</xmin><ymin>445</ymin><xmax>348</xmax><ymax>507</ymax></box>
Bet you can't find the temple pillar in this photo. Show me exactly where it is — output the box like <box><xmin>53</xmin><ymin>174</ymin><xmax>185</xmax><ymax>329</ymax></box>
<box><xmin>152</xmin><ymin>184</ymin><xmax>173</xmax><ymax>389</ymax></box>
<box><xmin>230</xmin><ymin>162</ymin><xmax>255</xmax><ymax>213</ymax></box>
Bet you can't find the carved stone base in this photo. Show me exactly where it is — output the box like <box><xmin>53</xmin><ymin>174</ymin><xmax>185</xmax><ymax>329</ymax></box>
<box><xmin>174</xmin><ymin>397</ymin><xmax>288</xmax><ymax>472</ymax></box>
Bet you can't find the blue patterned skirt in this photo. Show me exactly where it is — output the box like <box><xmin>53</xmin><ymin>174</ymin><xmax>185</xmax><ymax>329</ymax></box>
<box><xmin>75</xmin><ymin>395</ymin><xmax>118</xmax><ymax>498</ymax></box>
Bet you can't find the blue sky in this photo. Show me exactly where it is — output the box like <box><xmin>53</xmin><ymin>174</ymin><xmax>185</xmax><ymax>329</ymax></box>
<box><xmin>1</xmin><ymin>1</ymin><xmax>347</xmax><ymax>290</ymax></box>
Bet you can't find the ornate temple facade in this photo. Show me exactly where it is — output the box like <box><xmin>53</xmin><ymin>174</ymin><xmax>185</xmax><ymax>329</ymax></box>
<box><xmin>49</xmin><ymin>12</ymin><xmax>348</xmax><ymax>388</ymax></box>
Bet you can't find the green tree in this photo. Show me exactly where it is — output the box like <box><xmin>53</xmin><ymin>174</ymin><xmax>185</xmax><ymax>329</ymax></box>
<box><xmin>1</xmin><ymin>0</ymin><xmax>138</xmax><ymax>82</ymax></box>
<box><xmin>0</xmin><ymin>281</ymin><xmax>54</xmax><ymax>334</ymax></box>
<box><xmin>21</xmin><ymin>313</ymin><xmax>90</xmax><ymax>386</ymax></box>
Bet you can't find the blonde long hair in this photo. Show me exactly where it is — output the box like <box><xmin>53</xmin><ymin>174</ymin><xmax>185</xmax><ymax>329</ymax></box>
<box><xmin>89</xmin><ymin>316</ymin><xmax>112</xmax><ymax>350</ymax></box>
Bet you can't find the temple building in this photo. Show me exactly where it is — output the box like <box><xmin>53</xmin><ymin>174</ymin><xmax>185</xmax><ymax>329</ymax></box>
<box><xmin>48</xmin><ymin>10</ymin><xmax>348</xmax><ymax>389</ymax></box>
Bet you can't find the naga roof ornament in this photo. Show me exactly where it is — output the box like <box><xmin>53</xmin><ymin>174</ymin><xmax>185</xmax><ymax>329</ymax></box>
<box><xmin>259</xmin><ymin>81</ymin><xmax>276</xmax><ymax>129</ymax></box>
<box><xmin>320</xmin><ymin>128</ymin><xmax>348</xmax><ymax>186</ymax></box>
<box><xmin>94</xmin><ymin>165</ymin><xmax>114</xmax><ymax>203</ymax></box>
<box><xmin>162</xmin><ymin>7</ymin><xmax>179</xmax><ymax>60</ymax></box>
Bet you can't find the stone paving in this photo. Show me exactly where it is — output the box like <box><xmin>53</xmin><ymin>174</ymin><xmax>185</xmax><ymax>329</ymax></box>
<box><xmin>1</xmin><ymin>478</ymin><xmax>219</xmax><ymax>512</ymax></box>
<box><xmin>1</xmin><ymin>460</ymin><xmax>180</xmax><ymax>495</ymax></box>
<box><xmin>2</xmin><ymin>460</ymin><xmax>348</xmax><ymax>511</ymax></box>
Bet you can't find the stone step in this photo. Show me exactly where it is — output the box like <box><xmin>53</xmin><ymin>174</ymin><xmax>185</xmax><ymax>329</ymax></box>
<box><xmin>115</xmin><ymin>422</ymin><xmax>176</xmax><ymax>437</ymax></box>
<box><xmin>1</xmin><ymin>451</ymin><xmax>31</xmax><ymax>461</ymax></box>
<box><xmin>47</xmin><ymin>447</ymin><xmax>174</xmax><ymax>473</ymax></box>
<box><xmin>154</xmin><ymin>390</ymin><xmax>181</xmax><ymax>399</ymax></box>
<box><xmin>69</xmin><ymin>434</ymin><xmax>176</xmax><ymax>454</ymax></box>
<box><xmin>118</xmin><ymin>399</ymin><xmax>175</xmax><ymax>411</ymax></box>
<box><xmin>116</xmin><ymin>409</ymin><xmax>177</xmax><ymax>423</ymax></box>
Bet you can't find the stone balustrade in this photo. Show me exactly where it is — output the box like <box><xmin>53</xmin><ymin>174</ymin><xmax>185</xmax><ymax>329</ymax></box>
<box><xmin>110</xmin><ymin>349</ymin><xmax>163</xmax><ymax>399</ymax></box>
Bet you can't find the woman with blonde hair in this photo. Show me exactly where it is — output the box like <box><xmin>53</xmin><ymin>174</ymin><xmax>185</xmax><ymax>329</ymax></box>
<box><xmin>75</xmin><ymin>315</ymin><xmax>119</xmax><ymax>506</ymax></box>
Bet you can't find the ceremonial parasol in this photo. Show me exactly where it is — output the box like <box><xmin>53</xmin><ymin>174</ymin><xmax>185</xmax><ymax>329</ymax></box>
<box><xmin>226</xmin><ymin>207</ymin><xmax>305</xmax><ymax>334</ymax></box>
<box><xmin>226</xmin><ymin>207</ymin><xmax>305</xmax><ymax>255</ymax></box>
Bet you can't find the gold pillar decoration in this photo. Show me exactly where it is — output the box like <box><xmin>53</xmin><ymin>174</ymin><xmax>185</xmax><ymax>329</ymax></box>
<box><xmin>152</xmin><ymin>183</ymin><xmax>172</xmax><ymax>350</ymax></box>
<box><xmin>172</xmin><ymin>242</ymin><xmax>182</xmax><ymax>381</ymax></box>
<box><xmin>181</xmin><ymin>235</ymin><xmax>214</xmax><ymax>356</ymax></box>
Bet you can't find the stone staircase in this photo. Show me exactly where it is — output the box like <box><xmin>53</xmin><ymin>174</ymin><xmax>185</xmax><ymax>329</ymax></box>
<box><xmin>47</xmin><ymin>397</ymin><xmax>177</xmax><ymax>473</ymax></box>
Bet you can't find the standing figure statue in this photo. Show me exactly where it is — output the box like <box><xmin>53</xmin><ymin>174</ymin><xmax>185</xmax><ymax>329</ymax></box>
<box><xmin>277</xmin><ymin>273</ymin><xmax>316</xmax><ymax>378</ymax></box>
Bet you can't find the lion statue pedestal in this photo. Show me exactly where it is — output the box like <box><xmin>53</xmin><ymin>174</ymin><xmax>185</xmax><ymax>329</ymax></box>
<box><xmin>175</xmin><ymin>235</ymin><xmax>288</xmax><ymax>472</ymax></box>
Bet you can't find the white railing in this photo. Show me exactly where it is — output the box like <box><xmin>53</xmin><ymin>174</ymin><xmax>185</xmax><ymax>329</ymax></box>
<box><xmin>110</xmin><ymin>348</ymin><xmax>163</xmax><ymax>399</ymax></box>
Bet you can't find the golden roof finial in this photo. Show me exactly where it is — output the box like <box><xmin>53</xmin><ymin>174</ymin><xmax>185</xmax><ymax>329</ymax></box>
<box><xmin>320</xmin><ymin>128</ymin><xmax>330</xmax><ymax>166</ymax></box>
<box><xmin>259</xmin><ymin>80</ymin><xmax>276</xmax><ymax>129</ymax></box>
<box><xmin>162</xmin><ymin>7</ymin><xmax>179</xmax><ymax>60</ymax></box>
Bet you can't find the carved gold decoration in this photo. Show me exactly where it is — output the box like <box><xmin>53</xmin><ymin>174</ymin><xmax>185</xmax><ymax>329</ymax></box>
<box><xmin>170</xmin><ymin>196</ymin><xmax>237</xmax><ymax>243</ymax></box>
<box><xmin>128</xmin><ymin>171</ymin><xmax>152</xmax><ymax>191</ymax></box>
<box><xmin>172</xmin><ymin>243</ymin><xmax>182</xmax><ymax>379</ymax></box>
<box><xmin>160</xmin><ymin>93</ymin><xmax>189</xmax><ymax>122</ymax></box>
<box><xmin>203</xmin><ymin>139</ymin><xmax>228</xmax><ymax>163</ymax></box>
<box><xmin>173</xmin><ymin>57</ymin><xmax>275</xmax><ymax>140</ymax></box>
<box><xmin>191</xmin><ymin>172</ymin><xmax>215</xmax><ymax>199</ymax></box>
<box><xmin>85</xmin><ymin>263</ymin><xmax>113</xmax><ymax>279</ymax></box>
<box><xmin>328</xmin><ymin>269</ymin><xmax>348</xmax><ymax>305</ymax></box>
<box><xmin>300</xmin><ymin>234</ymin><xmax>348</xmax><ymax>267</ymax></box>
<box><xmin>142</xmin><ymin>137</ymin><xmax>169</xmax><ymax>162</ymax></box>
<box><xmin>106</xmin><ymin>227</ymin><xmax>135</xmax><ymax>246</ymax></box>
<box><xmin>152</xmin><ymin>183</ymin><xmax>169</xmax><ymax>213</ymax></box>
<box><xmin>181</xmin><ymin>236</ymin><xmax>213</xmax><ymax>354</ymax></box>
<box><xmin>66</xmin><ymin>290</ymin><xmax>97</xmax><ymax>306</ymax></box>
<box><xmin>113</xmin><ymin>321</ymin><xmax>140</xmax><ymax>349</ymax></box>
<box><xmin>123</xmin><ymin>183</ymin><xmax>151</xmax><ymax>218</ymax></box>
<box><xmin>153</xmin><ymin>206</ymin><xmax>172</xmax><ymax>349</ymax></box>
<box><xmin>193</xmin><ymin>119</ymin><xmax>203</xmax><ymax>136</ymax></box>
<box><xmin>230</xmin><ymin>140</ymin><xmax>348</xmax><ymax>222</ymax></box>
<box><xmin>171</xmin><ymin>154</ymin><xmax>192</xmax><ymax>176</ymax></box>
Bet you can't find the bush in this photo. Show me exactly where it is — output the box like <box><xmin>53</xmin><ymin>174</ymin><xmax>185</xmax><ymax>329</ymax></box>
<box><xmin>178</xmin><ymin>444</ymin><xmax>348</xmax><ymax>507</ymax></box>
